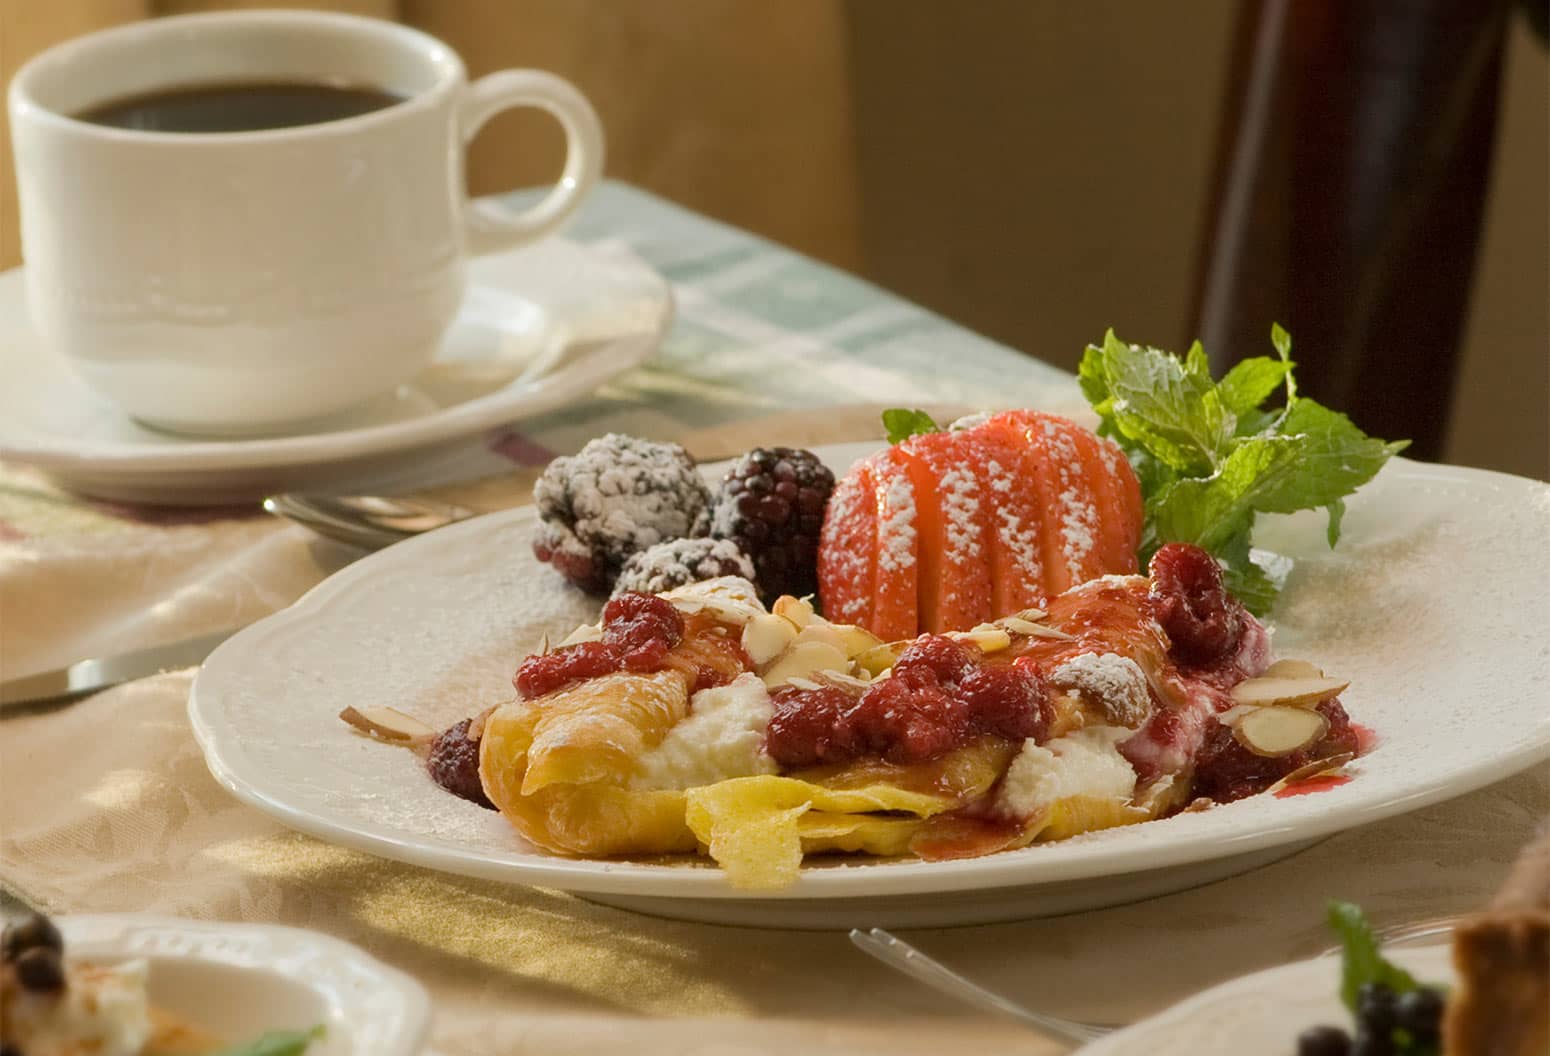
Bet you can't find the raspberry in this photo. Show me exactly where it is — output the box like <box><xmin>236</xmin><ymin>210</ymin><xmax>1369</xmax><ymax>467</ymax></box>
<box><xmin>533</xmin><ymin>434</ymin><xmax>712</xmax><ymax>594</ymax></box>
<box><xmin>611</xmin><ymin>537</ymin><xmax>758</xmax><ymax>598</ymax></box>
<box><xmin>602</xmin><ymin>592</ymin><xmax>686</xmax><ymax>671</ymax></box>
<box><xmin>711</xmin><ymin>447</ymin><xmax>835</xmax><ymax>601</ymax></box>
<box><xmin>960</xmin><ymin>662</ymin><xmax>1051</xmax><ymax>742</ymax></box>
<box><xmin>765</xmin><ymin>685</ymin><xmax>862</xmax><ymax>768</ymax></box>
<box><xmin>427</xmin><ymin>719</ymin><xmax>495</xmax><ymax>809</ymax></box>
<box><xmin>1148</xmin><ymin>543</ymin><xmax>1245</xmax><ymax>665</ymax></box>
<box><xmin>514</xmin><ymin>640</ymin><xmax>619</xmax><ymax>699</ymax></box>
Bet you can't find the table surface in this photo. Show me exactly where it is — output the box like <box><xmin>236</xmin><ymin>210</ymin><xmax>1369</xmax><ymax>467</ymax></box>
<box><xmin>1</xmin><ymin>182</ymin><xmax>1544</xmax><ymax>1056</ymax></box>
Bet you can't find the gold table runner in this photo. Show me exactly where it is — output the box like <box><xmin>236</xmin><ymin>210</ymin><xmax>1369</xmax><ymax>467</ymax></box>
<box><xmin>2</xmin><ymin>406</ymin><xmax>1545</xmax><ymax>1055</ymax></box>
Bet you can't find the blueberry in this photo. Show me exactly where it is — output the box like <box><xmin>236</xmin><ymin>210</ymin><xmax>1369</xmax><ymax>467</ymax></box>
<box><xmin>1394</xmin><ymin>986</ymin><xmax>1446</xmax><ymax>1038</ymax></box>
<box><xmin>1356</xmin><ymin>981</ymin><xmax>1397</xmax><ymax>1032</ymax></box>
<box><xmin>14</xmin><ymin>945</ymin><xmax>66</xmax><ymax>993</ymax></box>
<box><xmin>1350</xmin><ymin>1027</ymin><xmax>1395</xmax><ymax>1056</ymax></box>
<box><xmin>1</xmin><ymin>912</ymin><xmax>63</xmax><ymax>963</ymax></box>
<box><xmin>1297</xmin><ymin>1024</ymin><xmax>1353</xmax><ymax>1056</ymax></box>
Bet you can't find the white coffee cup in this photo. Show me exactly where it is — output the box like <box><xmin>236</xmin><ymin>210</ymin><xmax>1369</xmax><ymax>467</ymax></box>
<box><xmin>8</xmin><ymin>10</ymin><xmax>604</xmax><ymax>435</ymax></box>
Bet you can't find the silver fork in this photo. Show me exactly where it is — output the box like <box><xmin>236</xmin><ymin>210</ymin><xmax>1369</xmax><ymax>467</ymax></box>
<box><xmin>849</xmin><ymin>927</ymin><xmax>1112</xmax><ymax>1045</ymax></box>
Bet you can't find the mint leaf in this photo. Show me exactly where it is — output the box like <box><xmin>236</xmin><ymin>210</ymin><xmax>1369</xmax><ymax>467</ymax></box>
<box><xmin>1271</xmin><ymin>322</ymin><xmax>1298</xmax><ymax>402</ymax></box>
<box><xmin>1096</xmin><ymin>331</ymin><xmax>1233</xmax><ymax>475</ymax></box>
<box><xmin>214</xmin><ymin>1025</ymin><xmax>325</xmax><ymax>1056</ymax></box>
<box><xmin>1147</xmin><ymin>436</ymin><xmax>1307</xmax><ymax>553</ymax></box>
<box><xmin>1276</xmin><ymin>399</ymin><xmax>1410</xmax><ymax>505</ymax></box>
<box><xmin>1325</xmin><ymin>497</ymin><xmax>1346</xmax><ymax>548</ymax></box>
<box><xmin>1218</xmin><ymin>356</ymin><xmax>1292</xmax><ymax>420</ymax></box>
<box><xmin>1328</xmin><ymin>901</ymin><xmax>1419</xmax><ymax>1013</ymax></box>
<box><xmin>881</xmin><ymin>408</ymin><xmax>940</xmax><ymax>445</ymax></box>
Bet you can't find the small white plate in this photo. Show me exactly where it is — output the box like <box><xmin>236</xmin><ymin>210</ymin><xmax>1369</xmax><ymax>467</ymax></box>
<box><xmin>189</xmin><ymin>444</ymin><xmax>1550</xmax><ymax>929</ymax></box>
<box><xmin>0</xmin><ymin>238</ymin><xmax>672</xmax><ymax>504</ymax></box>
<box><xmin>59</xmin><ymin>914</ymin><xmax>431</xmax><ymax>1055</ymax></box>
<box><xmin>1077</xmin><ymin>945</ymin><xmax>1454</xmax><ymax>1054</ymax></box>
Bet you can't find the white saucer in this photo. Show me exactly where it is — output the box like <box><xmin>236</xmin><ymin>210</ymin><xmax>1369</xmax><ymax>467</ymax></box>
<box><xmin>0</xmin><ymin>238</ymin><xmax>672</xmax><ymax>504</ymax></box>
<box><xmin>1078</xmin><ymin>945</ymin><xmax>1454</xmax><ymax>1054</ymax></box>
<box><xmin>61</xmin><ymin>913</ymin><xmax>432</xmax><ymax>1055</ymax></box>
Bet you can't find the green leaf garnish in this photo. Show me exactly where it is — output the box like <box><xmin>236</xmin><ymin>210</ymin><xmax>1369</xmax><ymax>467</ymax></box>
<box><xmin>1328</xmin><ymin>901</ymin><xmax>1420</xmax><ymax>1011</ymax></box>
<box><xmin>882</xmin><ymin>408</ymin><xmax>941</xmax><ymax>445</ymax></box>
<box><xmin>1080</xmin><ymin>326</ymin><xmax>1407</xmax><ymax>614</ymax></box>
<box><xmin>213</xmin><ymin>1025</ymin><xmax>325</xmax><ymax>1056</ymax></box>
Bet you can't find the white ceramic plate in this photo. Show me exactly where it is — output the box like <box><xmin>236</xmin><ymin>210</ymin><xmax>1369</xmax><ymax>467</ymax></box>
<box><xmin>58</xmin><ymin>914</ymin><xmax>431</xmax><ymax>1055</ymax></box>
<box><xmin>0</xmin><ymin>238</ymin><xmax>671</xmax><ymax>504</ymax></box>
<box><xmin>189</xmin><ymin>444</ymin><xmax>1550</xmax><ymax>928</ymax></box>
<box><xmin>1077</xmin><ymin>945</ymin><xmax>1453</xmax><ymax>1054</ymax></box>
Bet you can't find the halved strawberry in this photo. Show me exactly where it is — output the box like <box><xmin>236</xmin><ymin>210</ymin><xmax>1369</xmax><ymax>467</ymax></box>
<box><xmin>817</xmin><ymin>457</ymin><xmax>877</xmax><ymax>628</ymax></box>
<box><xmin>985</xmin><ymin>411</ymin><xmax>1078</xmax><ymax>596</ymax></box>
<box><xmin>894</xmin><ymin>431</ymin><xmax>994</xmax><ymax>633</ymax></box>
<box><xmin>957</xmin><ymin>424</ymin><xmax>1048</xmax><ymax>617</ymax></box>
<box><xmin>868</xmin><ymin>452</ymin><xmax>920</xmax><ymax>642</ymax></box>
<box><xmin>1067</xmin><ymin>426</ymin><xmax>1141</xmax><ymax>575</ymax></box>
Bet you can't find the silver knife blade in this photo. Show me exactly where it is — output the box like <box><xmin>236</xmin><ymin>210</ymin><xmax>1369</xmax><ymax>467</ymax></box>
<box><xmin>0</xmin><ymin>629</ymin><xmax>237</xmax><ymax>716</ymax></box>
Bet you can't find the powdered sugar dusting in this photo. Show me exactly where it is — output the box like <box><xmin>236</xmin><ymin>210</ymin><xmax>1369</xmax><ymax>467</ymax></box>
<box><xmin>878</xmin><ymin>469</ymin><xmax>918</xmax><ymax>573</ymax></box>
<box><xmin>1052</xmin><ymin>652</ymin><xmax>1152</xmax><ymax>727</ymax></box>
<box><xmin>1040</xmin><ymin>419</ymin><xmax>1099</xmax><ymax>569</ymax></box>
<box><xmin>937</xmin><ymin>466</ymin><xmax>982</xmax><ymax>560</ymax></box>
<box><xmin>986</xmin><ymin>458</ymin><xmax>1043</xmax><ymax>583</ymax></box>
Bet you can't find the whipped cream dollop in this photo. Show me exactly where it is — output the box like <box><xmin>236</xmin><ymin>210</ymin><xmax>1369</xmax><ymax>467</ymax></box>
<box><xmin>996</xmin><ymin>726</ymin><xmax>1139</xmax><ymax>820</ymax></box>
<box><xmin>630</xmin><ymin>673</ymin><xmax>777</xmax><ymax>790</ymax></box>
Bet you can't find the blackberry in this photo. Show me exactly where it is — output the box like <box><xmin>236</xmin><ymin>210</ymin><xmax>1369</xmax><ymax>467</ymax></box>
<box><xmin>426</xmin><ymin>718</ymin><xmax>495</xmax><ymax>810</ymax></box>
<box><xmin>612</xmin><ymin>537</ymin><xmax>758</xmax><ymax>598</ymax></box>
<box><xmin>533</xmin><ymin>434</ymin><xmax>712</xmax><ymax>594</ymax></box>
<box><xmin>711</xmin><ymin>447</ymin><xmax>834</xmax><ymax>602</ymax></box>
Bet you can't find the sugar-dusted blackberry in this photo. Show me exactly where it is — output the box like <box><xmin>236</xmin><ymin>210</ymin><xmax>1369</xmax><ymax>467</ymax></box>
<box><xmin>426</xmin><ymin>718</ymin><xmax>495</xmax><ymax>810</ymax></box>
<box><xmin>2</xmin><ymin>912</ymin><xmax>63</xmax><ymax>964</ymax></box>
<box><xmin>611</xmin><ymin>537</ymin><xmax>758</xmax><ymax>598</ymax></box>
<box><xmin>533</xmin><ymin>433</ymin><xmax>713</xmax><ymax>594</ymax></box>
<box><xmin>711</xmin><ymin>447</ymin><xmax>834</xmax><ymax>601</ymax></box>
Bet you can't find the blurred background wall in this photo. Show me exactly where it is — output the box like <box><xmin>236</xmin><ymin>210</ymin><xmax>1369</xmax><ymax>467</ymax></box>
<box><xmin>2</xmin><ymin>0</ymin><xmax>1544</xmax><ymax>478</ymax></box>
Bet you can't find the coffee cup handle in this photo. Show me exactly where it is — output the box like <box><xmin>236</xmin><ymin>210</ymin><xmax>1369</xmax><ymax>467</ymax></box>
<box><xmin>459</xmin><ymin>70</ymin><xmax>604</xmax><ymax>255</ymax></box>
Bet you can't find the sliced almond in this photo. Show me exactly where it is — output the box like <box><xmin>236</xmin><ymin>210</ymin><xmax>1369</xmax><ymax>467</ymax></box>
<box><xmin>340</xmin><ymin>705</ymin><xmax>437</xmax><ymax>744</ymax></box>
<box><xmin>761</xmin><ymin>641</ymin><xmax>850</xmax><ymax>689</ymax></box>
<box><xmin>832</xmin><ymin>623</ymin><xmax>885</xmax><ymax>660</ymax></box>
<box><xmin>1230</xmin><ymin>674</ymin><xmax>1349</xmax><ymax>709</ymax></box>
<box><xmin>998</xmin><ymin>616</ymin><xmax>1047</xmax><ymax>636</ymax></box>
<box><xmin>1261</xmin><ymin>658</ymin><xmax>1324</xmax><ymax>680</ymax></box>
<box><xmin>785</xmin><ymin>677</ymin><xmax>824</xmax><ymax>691</ymax></box>
<box><xmin>814</xmin><ymin>668</ymin><xmax>873</xmax><ymax>691</ymax></box>
<box><xmin>853</xmin><ymin>642</ymin><xmax>903</xmax><ymax>677</ymax></box>
<box><xmin>1017</xmin><ymin>623</ymin><xmax>1076</xmax><ymax>642</ymax></box>
<box><xmin>559</xmin><ymin>623</ymin><xmax>603</xmax><ymax>647</ymax></box>
<box><xmin>1014</xmin><ymin>607</ymin><xmax>1048</xmax><ymax>622</ymax></box>
<box><xmin>741</xmin><ymin>612</ymin><xmax>799</xmax><ymax>666</ymax></box>
<box><xmin>948</xmin><ymin>626</ymin><xmax>1012</xmax><ymax>654</ymax></box>
<box><xmin>772</xmin><ymin>595</ymin><xmax>817</xmax><ymax>629</ymax></box>
<box><xmin>793</xmin><ymin>622</ymin><xmax>849</xmax><ymax>653</ymax></box>
<box><xmin>1264</xmin><ymin>751</ymin><xmax>1357</xmax><ymax>795</ymax></box>
<box><xmin>1232</xmin><ymin>705</ymin><xmax>1329</xmax><ymax>758</ymax></box>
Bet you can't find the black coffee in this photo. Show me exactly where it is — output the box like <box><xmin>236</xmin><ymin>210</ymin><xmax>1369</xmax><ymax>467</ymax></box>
<box><xmin>76</xmin><ymin>79</ymin><xmax>403</xmax><ymax>133</ymax></box>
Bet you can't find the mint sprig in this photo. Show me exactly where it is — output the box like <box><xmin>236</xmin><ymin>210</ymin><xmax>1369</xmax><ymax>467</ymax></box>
<box><xmin>882</xmin><ymin>408</ymin><xmax>940</xmax><ymax>445</ymax></box>
<box><xmin>1327</xmin><ymin>900</ymin><xmax>1420</xmax><ymax>1012</ymax></box>
<box><xmin>1080</xmin><ymin>325</ymin><xmax>1407</xmax><ymax>614</ymax></box>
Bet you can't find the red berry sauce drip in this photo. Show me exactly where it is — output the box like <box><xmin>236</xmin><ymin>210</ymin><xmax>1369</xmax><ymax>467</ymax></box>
<box><xmin>1191</xmin><ymin>698</ymin><xmax>1359</xmax><ymax>804</ymax></box>
<box><xmin>513</xmin><ymin>593</ymin><xmax>685</xmax><ymax>699</ymax></box>
<box><xmin>765</xmin><ymin>635</ymin><xmax>1051</xmax><ymax>768</ymax></box>
<box><xmin>1147</xmin><ymin>543</ymin><xmax>1245</xmax><ymax>666</ymax></box>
